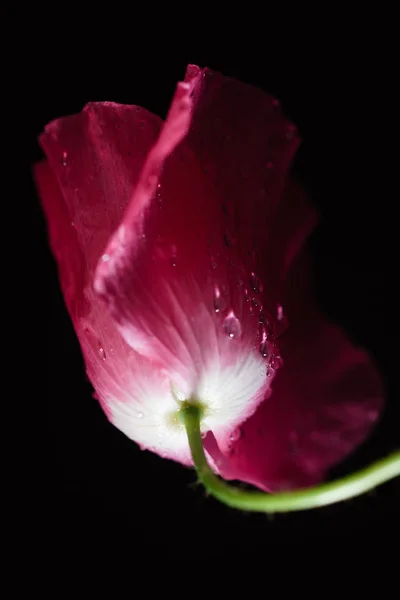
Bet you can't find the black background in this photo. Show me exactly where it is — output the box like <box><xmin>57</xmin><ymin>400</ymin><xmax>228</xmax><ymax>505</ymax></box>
<box><xmin>14</xmin><ymin>16</ymin><xmax>398</xmax><ymax>566</ymax></box>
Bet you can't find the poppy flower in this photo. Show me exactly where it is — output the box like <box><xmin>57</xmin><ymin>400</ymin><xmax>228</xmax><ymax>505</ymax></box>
<box><xmin>35</xmin><ymin>64</ymin><xmax>383</xmax><ymax>493</ymax></box>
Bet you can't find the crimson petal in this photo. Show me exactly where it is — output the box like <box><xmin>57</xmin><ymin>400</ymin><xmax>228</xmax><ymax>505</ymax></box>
<box><xmin>206</xmin><ymin>248</ymin><xmax>384</xmax><ymax>491</ymax></box>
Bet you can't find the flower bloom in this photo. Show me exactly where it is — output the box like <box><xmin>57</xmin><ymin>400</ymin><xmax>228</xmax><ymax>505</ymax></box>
<box><xmin>35</xmin><ymin>65</ymin><xmax>383</xmax><ymax>491</ymax></box>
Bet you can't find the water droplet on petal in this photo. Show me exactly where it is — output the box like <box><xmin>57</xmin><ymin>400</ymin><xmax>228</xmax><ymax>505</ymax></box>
<box><xmin>71</xmin><ymin>221</ymin><xmax>75</xmax><ymax>227</ymax></box>
<box><xmin>250</xmin><ymin>271</ymin><xmax>263</xmax><ymax>294</ymax></box>
<box><xmin>223</xmin><ymin>311</ymin><xmax>242</xmax><ymax>339</ymax></box>
<box><xmin>259</xmin><ymin>339</ymin><xmax>269</xmax><ymax>358</ymax></box>
<box><xmin>266</xmin><ymin>364</ymin><xmax>275</xmax><ymax>378</ymax></box>
<box><xmin>277</xmin><ymin>305</ymin><xmax>284</xmax><ymax>321</ymax></box>
<box><xmin>210</xmin><ymin>256</ymin><xmax>218</xmax><ymax>270</ymax></box>
<box><xmin>156</xmin><ymin>184</ymin><xmax>162</xmax><ymax>209</ymax></box>
<box><xmin>244</xmin><ymin>288</ymin><xmax>250</xmax><ymax>302</ymax></box>
<box><xmin>98</xmin><ymin>346</ymin><xmax>106</xmax><ymax>360</ymax></box>
<box><xmin>271</xmin><ymin>352</ymin><xmax>283</xmax><ymax>370</ymax></box>
<box><xmin>259</xmin><ymin>326</ymin><xmax>271</xmax><ymax>358</ymax></box>
<box><xmin>61</xmin><ymin>151</ymin><xmax>68</xmax><ymax>167</ymax></box>
<box><xmin>229</xmin><ymin>428</ymin><xmax>242</xmax><ymax>442</ymax></box>
<box><xmin>137</xmin><ymin>412</ymin><xmax>144</xmax><ymax>419</ymax></box>
<box><xmin>101</xmin><ymin>254</ymin><xmax>110</xmax><ymax>262</ymax></box>
<box><xmin>213</xmin><ymin>285</ymin><xmax>223</xmax><ymax>313</ymax></box>
<box><xmin>258</xmin><ymin>310</ymin><xmax>266</xmax><ymax>324</ymax></box>
<box><xmin>170</xmin><ymin>245</ymin><xmax>177</xmax><ymax>267</ymax></box>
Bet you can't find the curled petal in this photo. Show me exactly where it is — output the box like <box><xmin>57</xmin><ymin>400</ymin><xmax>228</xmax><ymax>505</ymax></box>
<box><xmin>206</xmin><ymin>252</ymin><xmax>384</xmax><ymax>491</ymax></box>
<box><xmin>92</xmin><ymin>68</ymin><xmax>303</xmax><ymax>453</ymax></box>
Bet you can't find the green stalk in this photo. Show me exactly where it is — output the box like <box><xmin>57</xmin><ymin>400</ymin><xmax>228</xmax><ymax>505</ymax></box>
<box><xmin>181</xmin><ymin>403</ymin><xmax>400</xmax><ymax>513</ymax></box>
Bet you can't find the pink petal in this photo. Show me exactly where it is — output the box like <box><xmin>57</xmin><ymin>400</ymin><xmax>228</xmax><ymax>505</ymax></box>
<box><xmin>36</xmin><ymin>107</ymin><xmax>193</xmax><ymax>464</ymax></box>
<box><xmin>205</xmin><ymin>248</ymin><xmax>384</xmax><ymax>491</ymax></box>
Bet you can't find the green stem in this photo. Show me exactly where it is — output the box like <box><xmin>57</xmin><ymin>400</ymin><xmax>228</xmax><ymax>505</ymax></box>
<box><xmin>181</xmin><ymin>404</ymin><xmax>400</xmax><ymax>513</ymax></box>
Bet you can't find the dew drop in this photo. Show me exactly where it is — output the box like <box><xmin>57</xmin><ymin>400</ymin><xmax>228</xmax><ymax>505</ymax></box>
<box><xmin>277</xmin><ymin>304</ymin><xmax>284</xmax><ymax>321</ymax></box>
<box><xmin>259</xmin><ymin>339</ymin><xmax>269</xmax><ymax>358</ymax></box>
<box><xmin>71</xmin><ymin>221</ymin><xmax>75</xmax><ymax>227</ymax></box>
<box><xmin>251</xmin><ymin>297</ymin><xmax>259</xmax><ymax>308</ymax></box>
<box><xmin>250</xmin><ymin>271</ymin><xmax>263</xmax><ymax>294</ymax></box>
<box><xmin>266</xmin><ymin>364</ymin><xmax>275</xmax><ymax>378</ymax></box>
<box><xmin>98</xmin><ymin>346</ymin><xmax>106</xmax><ymax>360</ymax></box>
<box><xmin>210</xmin><ymin>256</ymin><xmax>218</xmax><ymax>270</ymax></box>
<box><xmin>271</xmin><ymin>352</ymin><xmax>283</xmax><ymax>370</ymax></box>
<box><xmin>223</xmin><ymin>311</ymin><xmax>242</xmax><ymax>339</ymax></box>
<box><xmin>137</xmin><ymin>412</ymin><xmax>144</xmax><ymax>420</ymax></box>
<box><xmin>244</xmin><ymin>288</ymin><xmax>250</xmax><ymax>302</ymax></box>
<box><xmin>101</xmin><ymin>254</ymin><xmax>110</xmax><ymax>262</ymax></box>
<box><xmin>259</xmin><ymin>326</ymin><xmax>271</xmax><ymax>358</ymax></box>
<box><xmin>170</xmin><ymin>245</ymin><xmax>177</xmax><ymax>267</ymax></box>
<box><xmin>156</xmin><ymin>184</ymin><xmax>162</xmax><ymax>209</ymax></box>
<box><xmin>213</xmin><ymin>285</ymin><xmax>223</xmax><ymax>313</ymax></box>
<box><xmin>258</xmin><ymin>310</ymin><xmax>266</xmax><ymax>324</ymax></box>
<box><xmin>61</xmin><ymin>151</ymin><xmax>68</xmax><ymax>167</ymax></box>
<box><xmin>229</xmin><ymin>428</ymin><xmax>242</xmax><ymax>442</ymax></box>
